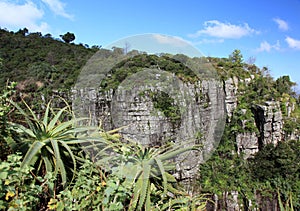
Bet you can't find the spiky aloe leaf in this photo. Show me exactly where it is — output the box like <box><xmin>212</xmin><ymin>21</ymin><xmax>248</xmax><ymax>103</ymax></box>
<box><xmin>158</xmin><ymin>144</ymin><xmax>199</xmax><ymax>161</ymax></box>
<box><xmin>160</xmin><ymin>197</ymin><xmax>189</xmax><ymax>210</ymax></box>
<box><xmin>42</xmin><ymin>102</ymin><xmax>51</xmax><ymax>128</ymax></box>
<box><xmin>47</xmin><ymin>107</ymin><xmax>68</xmax><ymax>131</ymax></box>
<box><xmin>50</xmin><ymin>117</ymin><xmax>89</xmax><ymax>136</ymax></box>
<box><xmin>59</xmin><ymin>140</ymin><xmax>77</xmax><ymax>183</ymax></box>
<box><xmin>154</xmin><ymin>157</ymin><xmax>168</xmax><ymax>196</ymax></box>
<box><xmin>165</xmin><ymin>172</ymin><xmax>177</xmax><ymax>182</ymax></box>
<box><xmin>145</xmin><ymin>185</ymin><xmax>151</xmax><ymax>211</ymax></box>
<box><xmin>10</xmin><ymin>122</ymin><xmax>36</xmax><ymax>138</ymax></box>
<box><xmin>137</xmin><ymin>161</ymin><xmax>151</xmax><ymax>210</ymax></box>
<box><xmin>129</xmin><ymin>176</ymin><xmax>142</xmax><ymax>211</ymax></box>
<box><xmin>21</xmin><ymin>141</ymin><xmax>45</xmax><ymax>168</ymax></box>
<box><xmin>9</xmin><ymin>100</ymin><xmax>35</xmax><ymax>131</ymax></box>
<box><xmin>51</xmin><ymin>139</ymin><xmax>67</xmax><ymax>186</ymax></box>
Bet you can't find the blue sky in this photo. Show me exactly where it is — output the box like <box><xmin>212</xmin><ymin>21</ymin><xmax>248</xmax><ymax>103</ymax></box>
<box><xmin>1</xmin><ymin>0</ymin><xmax>300</xmax><ymax>89</ymax></box>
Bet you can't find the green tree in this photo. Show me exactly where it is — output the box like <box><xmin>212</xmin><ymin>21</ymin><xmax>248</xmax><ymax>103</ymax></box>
<box><xmin>60</xmin><ymin>32</ymin><xmax>75</xmax><ymax>43</ymax></box>
<box><xmin>16</xmin><ymin>28</ymin><xmax>28</xmax><ymax>36</ymax></box>
<box><xmin>275</xmin><ymin>75</ymin><xmax>296</xmax><ymax>96</ymax></box>
<box><xmin>198</xmin><ymin>123</ymin><xmax>255</xmax><ymax>210</ymax></box>
<box><xmin>229</xmin><ymin>49</ymin><xmax>243</xmax><ymax>67</ymax></box>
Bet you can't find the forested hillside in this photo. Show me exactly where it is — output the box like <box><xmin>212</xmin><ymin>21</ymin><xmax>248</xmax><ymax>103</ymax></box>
<box><xmin>0</xmin><ymin>28</ymin><xmax>98</xmax><ymax>90</ymax></box>
<box><xmin>0</xmin><ymin>29</ymin><xmax>299</xmax><ymax>210</ymax></box>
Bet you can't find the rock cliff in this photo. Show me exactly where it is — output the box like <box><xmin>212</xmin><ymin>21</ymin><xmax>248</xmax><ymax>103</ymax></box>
<box><xmin>72</xmin><ymin>75</ymin><xmax>295</xmax><ymax>180</ymax></box>
<box><xmin>222</xmin><ymin>77</ymin><xmax>288</xmax><ymax>158</ymax></box>
<box><xmin>72</xmin><ymin>77</ymin><xmax>226</xmax><ymax>183</ymax></box>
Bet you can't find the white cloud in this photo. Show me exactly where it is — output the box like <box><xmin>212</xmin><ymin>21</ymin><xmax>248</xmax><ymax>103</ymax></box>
<box><xmin>152</xmin><ymin>34</ymin><xmax>189</xmax><ymax>47</ymax></box>
<box><xmin>285</xmin><ymin>36</ymin><xmax>300</xmax><ymax>50</ymax></box>
<box><xmin>41</xmin><ymin>0</ymin><xmax>73</xmax><ymax>20</ymax></box>
<box><xmin>273</xmin><ymin>40</ymin><xmax>280</xmax><ymax>50</ymax></box>
<box><xmin>189</xmin><ymin>20</ymin><xmax>259</xmax><ymax>39</ymax></box>
<box><xmin>0</xmin><ymin>1</ymin><xmax>49</xmax><ymax>33</ymax></box>
<box><xmin>256</xmin><ymin>40</ymin><xmax>280</xmax><ymax>52</ymax></box>
<box><xmin>273</xmin><ymin>18</ymin><xmax>289</xmax><ymax>31</ymax></box>
<box><xmin>196</xmin><ymin>38</ymin><xmax>224</xmax><ymax>44</ymax></box>
<box><xmin>257</xmin><ymin>41</ymin><xmax>272</xmax><ymax>52</ymax></box>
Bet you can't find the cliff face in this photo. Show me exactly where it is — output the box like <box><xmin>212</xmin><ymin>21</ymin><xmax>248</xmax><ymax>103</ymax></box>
<box><xmin>252</xmin><ymin>102</ymin><xmax>283</xmax><ymax>146</ymax></box>
<box><xmin>223</xmin><ymin>77</ymin><xmax>287</xmax><ymax>158</ymax></box>
<box><xmin>224</xmin><ymin>76</ymin><xmax>239</xmax><ymax>119</ymax></box>
<box><xmin>72</xmin><ymin>76</ymin><xmax>295</xmax><ymax>179</ymax></box>
<box><xmin>72</xmin><ymin>77</ymin><xmax>226</xmax><ymax>182</ymax></box>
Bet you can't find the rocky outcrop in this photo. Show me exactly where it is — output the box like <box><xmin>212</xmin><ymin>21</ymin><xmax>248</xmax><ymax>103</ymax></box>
<box><xmin>223</xmin><ymin>76</ymin><xmax>285</xmax><ymax>157</ymax></box>
<box><xmin>252</xmin><ymin>101</ymin><xmax>283</xmax><ymax>147</ymax></box>
<box><xmin>224</xmin><ymin>76</ymin><xmax>238</xmax><ymax>120</ymax></box>
<box><xmin>236</xmin><ymin>132</ymin><xmax>259</xmax><ymax>158</ymax></box>
<box><xmin>233</xmin><ymin>101</ymin><xmax>284</xmax><ymax>158</ymax></box>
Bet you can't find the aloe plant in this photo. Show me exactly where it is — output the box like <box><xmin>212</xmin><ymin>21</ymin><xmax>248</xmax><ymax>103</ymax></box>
<box><xmin>89</xmin><ymin>137</ymin><xmax>202</xmax><ymax>210</ymax></box>
<box><xmin>9</xmin><ymin>100</ymin><xmax>94</xmax><ymax>187</ymax></box>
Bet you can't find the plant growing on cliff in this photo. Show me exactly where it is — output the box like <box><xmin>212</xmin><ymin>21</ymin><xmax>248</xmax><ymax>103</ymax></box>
<box><xmin>140</xmin><ymin>90</ymin><xmax>181</xmax><ymax>128</ymax></box>
<box><xmin>198</xmin><ymin>123</ymin><xmax>256</xmax><ymax>210</ymax></box>
<box><xmin>99</xmin><ymin>53</ymin><xmax>200</xmax><ymax>91</ymax></box>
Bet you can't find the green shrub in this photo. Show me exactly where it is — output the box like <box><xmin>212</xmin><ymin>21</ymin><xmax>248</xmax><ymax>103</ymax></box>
<box><xmin>0</xmin><ymin>82</ymin><xmax>17</xmax><ymax>161</ymax></box>
<box><xmin>0</xmin><ymin>153</ymin><xmax>44</xmax><ymax>210</ymax></box>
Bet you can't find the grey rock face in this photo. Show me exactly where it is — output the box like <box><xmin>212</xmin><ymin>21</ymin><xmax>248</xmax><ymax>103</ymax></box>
<box><xmin>72</xmin><ymin>75</ymin><xmax>292</xmax><ymax>181</ymax></box>
<box><xmin>72</xmin><ymin>78</ymin><xmax>226</xmax><ymax>183</ymax></box>
<box><xmin>252</xmin><ymin>101</ymin><xmax>283</xmax><ymax>147</ymax></box>
<box><xmin>224</xmin><ymin>76</ymin><xmax>238</xmax><ymax>120</ymax></box>
<box><xmin>223</xmin><ymin>77</ymin><xmax>288</xmax><ymax>158</ymax></box>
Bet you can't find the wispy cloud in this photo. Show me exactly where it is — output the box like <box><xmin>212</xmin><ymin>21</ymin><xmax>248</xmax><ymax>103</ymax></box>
<box><xmin>189</xmin><ymin>20</ymin><xmax>259</xmax><ymax>39</ymax></box>
<box><xmin>195</xmin><ymin>38</ymin><xmax>224</xmax><ymax>44</ymax></box>
<box><xmin>0</xmin><ymin>1</ymin><xmax>49</xmax><ymax>33</ymax></box>
<box><xmin>41</xmin><ymin>0</ymin><xmax>73</xmax><ymax>20</ymax></box>
<box><xmin>273</xmin><ymin>18</ymin><xmax>289</xmax><ymax>31</ymax></box>
<box><xmin>152</xmin><ymin>34</ymin><xmax>190</xmax><ymax>47</ymax></box>
<box><xmin>285</xmin><ymin>36</ymin><xmax>300</xmax><ymax>50</ymax></box>
<box><xmin>256</xmin><ymin>40</ymin><xmax>280</xmax><ymax>52</ymax></box>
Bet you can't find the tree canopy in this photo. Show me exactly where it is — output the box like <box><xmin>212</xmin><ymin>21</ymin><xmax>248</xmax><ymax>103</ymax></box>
<box><xmin>60</xmin><ymin>32</ymin><xmax>75</xmax><ymax>43</ymax></box>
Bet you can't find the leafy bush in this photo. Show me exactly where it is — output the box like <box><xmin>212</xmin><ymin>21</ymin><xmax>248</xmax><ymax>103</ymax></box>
<box><xmin>0</xmin><ymin>154</ymin><xmax>44</xmax><ymax>210</ymax></box>
<box><xmin>0</xmin><ymin>82</ymin><xmax>17</xmax><ymax>161</ymax></box>
<box><xmin>249</xmin><ymin>140</ymin><xmax>300</xmax><ymax>208</ymax></box>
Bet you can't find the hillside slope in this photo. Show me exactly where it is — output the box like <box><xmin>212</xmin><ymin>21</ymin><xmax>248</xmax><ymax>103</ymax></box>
<box><xmin>0</xmin><ymin>28</ymin><xmax>97</xmax><ymax>90</ymax></box>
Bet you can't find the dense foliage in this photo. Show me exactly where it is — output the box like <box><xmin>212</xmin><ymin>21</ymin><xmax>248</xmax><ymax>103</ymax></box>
<box><xmin>0</xmin><ymin>28</ymin><xmax>97</xmax><ymax>91</ymax></box>
<box><xmin>99</xmin><ymin>53</ymin><xmax>200</xmax><ymax>91</ymax></box>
